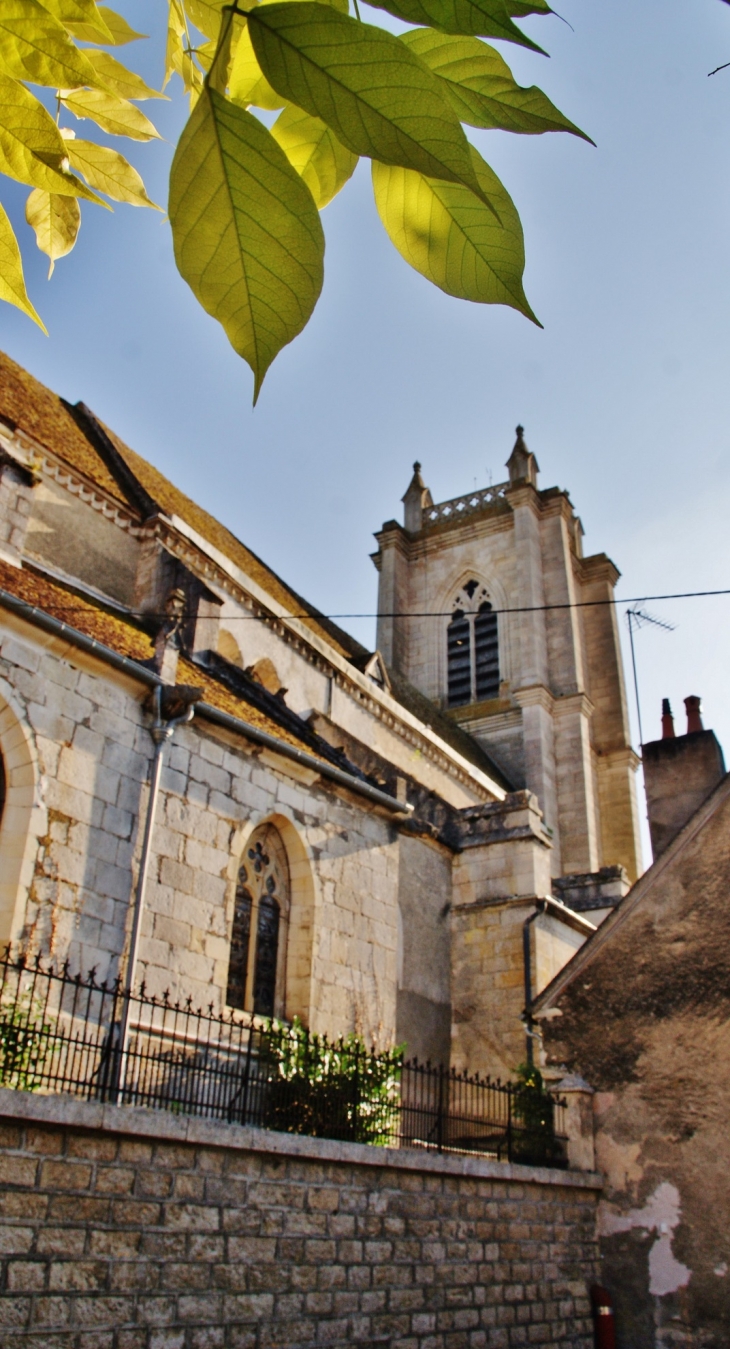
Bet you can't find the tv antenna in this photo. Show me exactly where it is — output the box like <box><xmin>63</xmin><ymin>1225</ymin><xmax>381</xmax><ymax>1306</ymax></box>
<box><xmin>625</xmin><ymin>606</ymin><xmax>676</xmax><ymax>751</ymax></box>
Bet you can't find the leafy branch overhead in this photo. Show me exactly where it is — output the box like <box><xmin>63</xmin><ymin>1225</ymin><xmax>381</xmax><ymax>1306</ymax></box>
<box><xmin>0</xmin><ymin>0</ymin><xmax>591</xmax><ymax>400</ymax></box>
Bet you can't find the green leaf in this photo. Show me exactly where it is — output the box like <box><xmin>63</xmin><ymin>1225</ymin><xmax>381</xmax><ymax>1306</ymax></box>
<box><xmin>229</xmin><ymin>24</ymin><xmax>287</xmax><ymax>110</ymax></box>
<box><xmin>401</xmin><ymin>30</ymin><xmax>592</xmax><ymax>139</ymax></box>
<box><xmin>0</xmin><ymin>199</ymin><xmax>46</xmax><ymax>330</ymax></box>
<box><xmin>84</xmin><ymin>49</ymin><xmax>167</xmax><ymax>101</ymax></box>
<box><xmin>507</xmin><ymin>0</ymin><xmax>550</xmax><ymax>14</ymax></box>
<box><xmin>361</xmin><ymin>0</ymin><xmax>546</xmax><ymax>49</ymax></box>
<box><xmin>271</xmin><ymin>104</ymin><xmax>358</xmax><ymax>208</ymax></box>
<box><xmin>37</xmin><ymin>0</ymin><xmax>114</xmax><ymax>44</ymax></box>
<box><xmin>25</xmin><ymin>187</ymin><xmax>81</xmax><ymax>276</ymax></box>
<box><xmin>63</xmin><ymin>135</ymin><xmax>160</xmax><ymax>207</ymax></box>
<box><xmin>169</xmin><ymin>86</ymin><xmax>324</xmax><ymax>401</ymax></box>
<box><xmin>61</xmin><ymin>89</ymin><xmax>162</xmax><ymax>140</ymax></box>
<box><xmin>0</xmin><ymin>0</ymin><xmax>103</xmax><ymax>89</ymax></box>
<box><xmin>0</xmin><ymin>74</ymin><xmax>108</xmax><ymax>203</ymax></box>
<box><xmin>372</xmin><ymin>143</ymin><xmax>539</xmax><ymax>321</ymax></box>
<box><xmin>247</xmin><ymin>4</ymin><xmax>491</xmax><ymax>203</ymax></box>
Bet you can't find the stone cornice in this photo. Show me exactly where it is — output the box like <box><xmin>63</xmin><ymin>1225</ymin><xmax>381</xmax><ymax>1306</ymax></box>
<box><xmin>577</xmin><ymin>552</ymin><xmax>621</xmax><ymax>589</ymax></box>
<box><xmin>0</xmin><ymin>425</ymin><xmax>145</xmax><ymax>536</ymax></box>
<box><xmin>598</xmin><ymin>745</ymin><xmax>641</xmax><ymax>772</ymax></box>
<box><xmin>552</xmin><ymin>691</ymin><xmax>595</xmax><ymax>721</ymax></box>
<box><xmin>513</xmin><ymin>684</ymin><xmax>555</xmax><ymax>715</ymax></box>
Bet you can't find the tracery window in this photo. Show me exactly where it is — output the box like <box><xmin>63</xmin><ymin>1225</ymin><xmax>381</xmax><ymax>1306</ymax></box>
<box><xmin>226</xmin><ymin>824</ymin><xmax>289</xmax><ymax>1016</ymax></box>
<box><xmin>447</xmin><ymin>580</ymin><xmax>500</xmax><ymax>708</ymax></box>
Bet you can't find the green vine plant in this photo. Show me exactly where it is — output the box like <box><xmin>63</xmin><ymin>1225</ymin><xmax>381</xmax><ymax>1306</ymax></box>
<box><xmin>0</xmin><ymin>0</ymin><xmax>591</xmax><ymax>400</ymax></box>
<box><xmin>0</xmin><ymin>989</ymin><xmax>57</xmax><ymax>1092</ymax></box>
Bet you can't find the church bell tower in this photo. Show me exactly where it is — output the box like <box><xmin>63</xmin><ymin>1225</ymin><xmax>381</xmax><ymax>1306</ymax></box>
<box><xmin>371</xmin><ymin>429</ymin><xmax>642</xmax><ymax>885</ymax></box>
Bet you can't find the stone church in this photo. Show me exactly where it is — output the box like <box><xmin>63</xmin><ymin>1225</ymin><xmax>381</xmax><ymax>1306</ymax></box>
<box><xmin>0</xmin><ymin>350</ymin><xmax>641</xmax><ymax>1080</ymax></box>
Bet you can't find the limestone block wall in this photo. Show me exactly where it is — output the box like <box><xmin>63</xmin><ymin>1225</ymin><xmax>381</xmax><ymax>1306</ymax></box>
<box><xmin>0</xmin><ymin>461</ymin><xmax>33</xmax><ymax>565</ymax></box>
<box><xmin>0</xmin><ymin>616</ymin><xmax>400</xmax><ymax>1049</ymax></box>
<box><xmin>0</xmin><ymin>1089</ymin><xmax>601</xmax><ymax>1349</ymax></box>
<box><xmin>395</xmin><ymin>833</ymin><xmax>452</xmax><ymax>1065</ymax></box>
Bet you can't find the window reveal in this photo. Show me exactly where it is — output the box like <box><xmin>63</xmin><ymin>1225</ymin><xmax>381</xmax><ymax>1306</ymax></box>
<box><xmin>225</xmin><ymin>824</ymin><xmax>289</xmax><ymax>1015</ymax></box>
<box><xmin>446</xmin><ymin>584</ymin><xmax>500</xmax><ymax>708</ymax></box>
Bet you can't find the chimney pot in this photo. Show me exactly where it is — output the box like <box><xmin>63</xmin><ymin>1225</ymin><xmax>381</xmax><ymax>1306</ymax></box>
<box><xmin>661</xmin><ymin>698</ymin><xmax>675</xmax><ymax>739</ymax></box>
<box><xmin>685</xmin><ymin>695</ymin><xmax>704</xmax><ymax>734</ymax></box>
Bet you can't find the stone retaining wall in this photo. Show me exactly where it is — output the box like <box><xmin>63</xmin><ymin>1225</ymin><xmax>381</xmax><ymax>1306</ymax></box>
<box><xmin>0</xmin><ymin>1090</ymin><xmax>601</xmax><ymax>1349</ymax></box>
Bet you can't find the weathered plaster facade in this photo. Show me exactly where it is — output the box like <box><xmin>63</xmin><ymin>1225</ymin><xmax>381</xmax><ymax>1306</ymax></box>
<box><xmin>533</xmin><ymin>770</ymin><xmax>730</xmax><ymax>1347</ymax></box>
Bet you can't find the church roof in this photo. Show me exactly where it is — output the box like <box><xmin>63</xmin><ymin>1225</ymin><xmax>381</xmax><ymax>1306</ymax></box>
<box><xmin>0</xmin><ymin>555</ymin><xmax>358</xmax><ymax>768</ymax></box>
<box><xmin>0</xmin><ymin>351</ymin><xmax>365</xmax><ymax>663</ymax></box>
<box><xmin>0</xmin><ymin>349</ymin><xmax>511</xmax><ymax>793</ymax></box>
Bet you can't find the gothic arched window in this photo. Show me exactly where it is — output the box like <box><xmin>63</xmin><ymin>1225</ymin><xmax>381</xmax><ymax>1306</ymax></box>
<box><xmin>446</xmin><ymin>582</ymin><xmax>500</xmax><ymax>707</ymax></box>
<box><xmin>226</xmin><ymin>824</ymin><xmax>289</xmax><ymax>1016</ymax></box>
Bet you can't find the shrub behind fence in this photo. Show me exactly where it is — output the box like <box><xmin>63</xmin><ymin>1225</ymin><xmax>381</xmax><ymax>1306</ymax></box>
<box><xmin>0</xmin><ymin>953</ymin><xmax>566</xmax><ymax>1167</ymax></box>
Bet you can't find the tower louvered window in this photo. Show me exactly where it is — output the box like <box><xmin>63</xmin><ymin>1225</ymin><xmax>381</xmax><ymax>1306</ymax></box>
<box><xmin>474</xmin><ymin>602</ymin><xmax>499</xmax><ymax>700</ymax></box>
<box><xmin>447</xmin><ymin>611</ymin><xmax>471</xmax><ymax>706</ymax></box>
<box><xmin>447</xmin><ymin>584</ymin><xmax>500</xmax><ymax>708</ymax></box>
<box><xmin>226</xmin><ymin>824</ymin><xmax>289</xmax><ymax>1015</ymax></box>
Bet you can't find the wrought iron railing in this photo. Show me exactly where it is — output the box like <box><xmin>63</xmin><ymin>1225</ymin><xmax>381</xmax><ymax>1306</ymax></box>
<box><xmin>0</xmin><ymin>952</ymin><xmax>567</xmax><ymax>1167</ymax></box>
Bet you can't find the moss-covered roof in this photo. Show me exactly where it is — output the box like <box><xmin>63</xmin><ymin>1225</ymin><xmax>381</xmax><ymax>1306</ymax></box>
<box><xmin>0</xmin><ymin>557</ymin><xmax>327</xmax><ymax>758</ymax></box>
<box><xmin>0</xmin><ymin>348</ymin><xmax>508</xmax><ymax>791</ymax></box>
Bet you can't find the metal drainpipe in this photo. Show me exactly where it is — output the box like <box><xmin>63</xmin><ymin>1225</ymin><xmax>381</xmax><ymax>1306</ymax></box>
<box><xmin>116</xmin><ymin>686</ymin><xmax>196</xmax><ymax>1102</ymax></box>
<box><xmin>522</xmin><ymin>900</ymin><xmax>546</xmax><ymax>1066</ymax></box>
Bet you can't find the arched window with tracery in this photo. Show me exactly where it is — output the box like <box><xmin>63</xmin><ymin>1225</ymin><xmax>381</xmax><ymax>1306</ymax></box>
<box><xmin>446</xmin><ymin>580</ymin><xmax>500</xmax><ymax>707</ymax></box>
<box><xmin>226</xmin><ymin>824</ymin><xmax>289</xmax><ymax>1017</ymax></box>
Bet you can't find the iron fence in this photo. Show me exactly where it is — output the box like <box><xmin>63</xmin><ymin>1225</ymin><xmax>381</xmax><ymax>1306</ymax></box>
<box><xmin>0</xmin><ymin>952</ymin><xmax>567</xmax><ymax>1167</ymax></box>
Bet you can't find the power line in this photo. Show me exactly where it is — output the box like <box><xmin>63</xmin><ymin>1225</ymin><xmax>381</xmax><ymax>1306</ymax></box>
<box><xmin>28</xmin><ymin>586</ymin><xmax>730</xmax><ymax>621</ymax></box>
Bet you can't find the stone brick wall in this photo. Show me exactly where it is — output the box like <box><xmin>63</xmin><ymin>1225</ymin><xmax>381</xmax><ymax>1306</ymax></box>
<box><xmin>0</xmin><ymin>1090</ymin><xmax>601</xmax><ymax>1349</ymax></box>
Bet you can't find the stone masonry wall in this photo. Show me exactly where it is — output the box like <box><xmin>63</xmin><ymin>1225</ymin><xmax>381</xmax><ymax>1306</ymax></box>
<box><xmin>0</xmin><ymin>616</ymin><xmax>399</xmax><ymax>1049</ymax></box>
<box><xmin>0</xmin><ymin>1090</ymin><xmax>601</xmax><ymax>1349</ymax></box>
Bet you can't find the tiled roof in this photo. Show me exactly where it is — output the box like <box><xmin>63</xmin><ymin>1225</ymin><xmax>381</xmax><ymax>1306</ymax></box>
<box><xmin>0</xmin><ymin>558</ymin><xmax>329</xmax><ymax>758</ymax></box>
<box><xmin>0</xmin><ymin>349</ymin><xmax>510</xmax><ymax>792</ymax></box>
<box><xmin>0</xmin><ymin>350</ymin><xmax>364</xmax><ymax>660</ymax></box>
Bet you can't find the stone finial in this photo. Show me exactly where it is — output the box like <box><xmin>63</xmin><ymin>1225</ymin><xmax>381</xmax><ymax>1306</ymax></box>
<box><xmin>685</xmin><ymin>695</ymin><xmax>704</xmax><ymax>734</ymax></box>
<box><xmin>401</xmin><ymin>461</ymin><xmax>433</xmax><ymax>533</ymax></box>
<box><xmin>661</xmin><ymin>698</ymin><xmax>676</xmax><ymax>739</ymax></box>
<box><xmin>153</xmin><ymin>586</ymin><xmax>187</xmax><ymax>684</ymax></box>
<box><xmin>506</xmin><ymin>425</ymin><xmax>540</xmax><ymax>488</ymax></box>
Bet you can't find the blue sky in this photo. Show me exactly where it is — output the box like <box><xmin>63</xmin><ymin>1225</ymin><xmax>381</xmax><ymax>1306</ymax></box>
<box><xmin>2</xmin><ymin>0</ymin><xmax>730</xmax><ymax>856</ymax></box>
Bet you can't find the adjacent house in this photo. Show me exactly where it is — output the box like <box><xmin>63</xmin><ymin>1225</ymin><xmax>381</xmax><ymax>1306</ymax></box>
<box><xmin>533</xmin><ymin>699</ymin><xmax>730</xmax><ymax>1346</ymax></box>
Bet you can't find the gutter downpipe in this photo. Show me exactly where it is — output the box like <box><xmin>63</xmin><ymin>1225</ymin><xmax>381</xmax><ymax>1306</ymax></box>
<box><xmin>522</xmin><ymin>900</ymin><xmax>546</xmax><ymax>1067</ymax></box>
<box><xmin>0</xmin><ymin>588</ymin><xmax>411</xmax><ymax>818</ymax></box>
<box><xmin>115</xmin><ymin>686</ymin><xmax>196</xmax><ymax>1102</ymax></box>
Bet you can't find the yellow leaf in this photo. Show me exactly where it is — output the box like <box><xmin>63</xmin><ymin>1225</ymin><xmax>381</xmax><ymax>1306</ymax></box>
<box><xmin>25</xmin><ymin>187</ymin><xmax>81</xmax><ymax>276</ymax></box>
<box><xmin>61</xmin><ymin>89</ymin><xmax>161</xmax><ymax>140</ymax></box>
<box><xmin>84</xmin><ymin>49</ymin><xmax>166</xmax><ymax>101</ymax></box>
<box><xmin>65</xmin><ymin>137</ymin><xmax>160</xmax><ymax>207</ymax></box>
<box><xmin>0</xmin><ymin>0</ymin><xmax>102</xmax><ymax>90</ymax></box>
<box><xmin>0</xmin><ymin>73</ymin><xmax>108</xmax><ymax>204</ymax></box>
<box><xmin>36</xmin><ymin>0</ymin><xmax>113</xmax><ymax>44</ymax></box>
<box><xmin>0</xmin><ymin>199</ymin><xmax>46</xmax><ymax>330</ymax></box>
<box><xmin>68</xmin><ymin>6</ymin><xmax>146</xmax><ymax>44</ymax></box>
<box><xmin>372</xmin><ymin>146</ymin><xmax>539</xmax><ymax>321</ymax></box>
<box><xmin>271</xmin><ymin>104</ymin><xmax>357</xmax><ymax>208</ymax></box>
<box><xmin>229</xmin><ymin>24</ymin><xmax>286</xmax><ymax>110</ymax></box>
<box><xmin>169</xmin><ymin>87</ymin><xmax>324</xmax><ymax>401</ymax></box>
<box><xmin>185</xmin><ymin>0</ymin><xmax>225</xmax><ymax>40</ymax></box>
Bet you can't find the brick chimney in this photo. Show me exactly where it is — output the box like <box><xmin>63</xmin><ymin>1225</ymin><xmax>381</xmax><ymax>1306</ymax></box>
<box><xmin>643</xmin><ymin>696</ymin><xmax>726</xmax><ymax>859</ymax></box>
